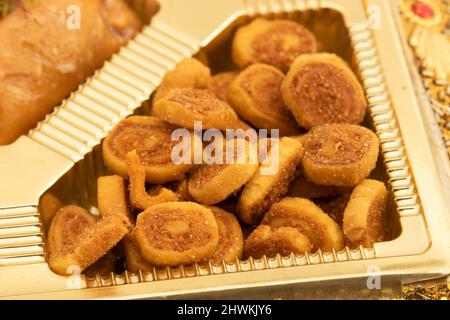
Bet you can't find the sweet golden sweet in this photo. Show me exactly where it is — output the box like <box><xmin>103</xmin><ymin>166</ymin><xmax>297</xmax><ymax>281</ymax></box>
<box><xmin>232</xmin><ymin>18</ymin><xmax>317</xmax><ymax>72</ymax></box>
<box><xmin>343</xmin><ymin>179</ymin><xmax>389</xmax><ymax>248</ymax></box>
<box><xmin>227</xmin><ymin>64</ymin><xmax>299</xmax><ymax>136</ymax></box>
<box><xmin>211</xmin><ymin>71</ymin><xmax>239</xmax><ymax>103</ymax></box>
<box><xmin>281</xmin><ymin>53</ymin><xmax>367</xmax><ymax>129</ymax></box>
<box><xmin>135</xmin><ymin>202</ymin><xmax>219</xmax><ymax>266</ymax></box>
<box><xmin>97</xmin><ymin>175</ymin><xmax>133</xmax><ymax>223</ymax></box>
<box><xmin>103</xmin><ymin>116</ymin><xmax>195</xmax><ymax>184</ymax></box>
<box><xmin>237</xmin><ymin>137</ymin><xmax>304</xmax><ymax>225</ymax></box>
<box><xmin>301</xmin><ymin>124</ymin><xmax>380</xmax><ymax>187</ymax></box>
<box><xmin>152</xmin><ymin>88</ymin><xmax>242</xmax><ymax>130</ymax></box>
<box><xmin>262</xmin><ymin>197</ymin><xmax>345</xmax><ymax>252</ymax></box>
<box><xmin>152</xmin><ymin>58</ymin><xmax>212</xmax><ymax>103</ymax></box>
<box><xmin>244</xmin><ymin>225</ymin><xmax>312</xmax><ymax>259</ymax></box>
<box><xmin>122</xmin><ymin>231</ymin><xmax>153</xmax><ymax>273</ymax></box>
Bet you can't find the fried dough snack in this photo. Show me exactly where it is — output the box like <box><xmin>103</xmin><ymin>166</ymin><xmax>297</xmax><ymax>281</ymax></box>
<box><xmin>232</xmin><ymin>18</ymin><xmax>317</xmax><ymax>72</ymax></box>
<box><xmin>343</xmin><ymin>179</ymin><xmax>388</xmax><ymax>248</ymax></box>
<box><xmin>135</xmin><ymin>202</ymin><xmax>219</xmax><ymax>266</ymax></box>
<box><xmin>206</xmin><ymin>206</ymin><xmax>244</xmax><ymax>264</ymax></box>
<box><xmin>152</xmin><ymin>88</ymin><xmax>242</xmax><ymax>130</ymax></box>
<box><xmin>281</xmin><ymin>53</ymin><xmax>367</xmax><ymax>129</ymax></box>
<box><xmin>237</xmin><ymin>137</ymin><xmax>304</xmax><ymax>225</ymax></box>
<box><xmin>103</xmin><ymin>116</ymin><xmax>195</xmax><ymax>184</ymax></box>
<box><xmin>0</xmin><ymin>0</ymin><xmax>142</xmax><ymax>145</ymax></box>
<box><xmin>39</xmin><ymin>192</ymin><xmax>64</xmax><ymax>231</ymax></box>
<box><xmin>316</xmin><ymin>192</ymin><xmax>352</xmax><ymax>226</ymax></box>
<box><xmin>49</xmin><ymin>215</ymin><xmax>131</xmax><ymax>276</ymax></box>
<box><xmin>84</xmin><ymin>252</ymin><xmax>117</xmax><ymax>277</ymax></box>
<box><xmin>188</xmin><ymin>138</ymin><xmax>259</xmax><ymax>205</ymax></box>
<box><xmin>123</xmin><ymin>231</ymin><xmax>153</xmax><ymax>273</ymax></box>
<box><xmin>262</xmin><ymin>198</ymin><xmax>345</xmax><ymax>252</ymax></box>
<box><xmin>97</xmin><ymin>175</ymin><xmax>133</xmax><ymax>223</ymax></box>
<box><xmin>126</xmin><ymin>150</ymin><xmax>179</xmax><ymax>210</ymax></box>
<box><xmin>153</xmin><ymin>58</ymin><xmax>212</xmax><ymax>103</ymax></box>
<box><xmin>212</xmin><ymin>71</ymin><xmax>238</xmax><ymax>104</ymax></box>
<box><xmin>287</xmin><ymin>174</ymin><xmax>350</xmax><ymax>199</ymax></box>
<box><xmin>302</xmin><ymin>124</ymin><xmax>379</xmax><ymax>187</ymax></box>
<box><xmin>244</xmin><ymin>225</ymin><xmax>312</xmax><ymax>259</ymax></box>
<box><xmin>227</xmin><ymin>64</ymin><xmax>299</xmax><ymax>136</ymax></box>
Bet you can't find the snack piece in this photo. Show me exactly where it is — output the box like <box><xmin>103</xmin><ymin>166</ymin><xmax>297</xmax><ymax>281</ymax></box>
<box><xmin>212</xmin><ymin>71</ymin><xmax>238</xmax><ymax>103</ymax></box>
<box><xmin>206</xmin><ymin>206</ymin><xmax>244</xmax><ymax>264</ymax></box>
<box><xmin>262</xmin><ymin>197</ymin><xmax>345</xmax><ymax>252</ymax></box>
<box><xmin>84</xmin><ymin>252</ymin><xmax>117</xmax><ymax>277</ymax></box>
<box><xmin>188</xmin><ymin>138</ymin><xmax>259</xmax><ymax>205</ymax></box>
<box><xmin>302</xmin><ymin>124</ymin><xmax>379</xmax><ymax>187</ymax></box>
<box><xmin>343</xmin><ymin>179</ymin><xmax>389</xmax><ymax>248</ymax></box>
<box><xmin>97</xmin><ymin>175</ymin><xmax>133</xmax><ymax>223</ymax></box>
<box><xmin>244</xmin><ymin>225</ymin><xmax>312</xmax><ymax>259</ymax></box>
<box><xmin>49</xmin><ymin>215</ymin><xmax>131</xmax><ymax>276</ymax></box>
<box><xmin>232</xmin><ymin>18</ymin><xmax>317</xmax><ymax>72</ymax></box>
<box><xmin>316</xmin><ymin>192</ymin><xmax>352</xmax><ymax>226</ymax></box>
<box><xmin>122</xmin><ymin>231</ymin><xmax>153</xmax><ymax>273</ymax></box>
<box><xmin>39</xmin><ymin>192</ymin><xmax>64</xmax><ymax>231</ymax></box>
<box><xmin>0</xmin><ymin>0</ymin><xmax>142</xmax><ymax>145</ymax></box>
<box><xmin>152</xmin><ymin>58</ymin><xmax>212</xmax><ymax>103</ymax></box>
<box><xmin>152</xmin><ymin>88</ymin><xmax>242</xmax><ymax>130</ymax></box>
<box><xmin>126</xmin><ymin>151</ymin><xmax>179</xmax><ymax>210</ymax></box>
<box><xmin>237</xmin><ymin>137</ymin><xmax>304</xmax><ymax>224</ymax></box>
<box><xmin>227</xmin><ymin>64</ymin><xmax>299</xmax><ymax>136</ymax></box>
<box><xmin>281</xmin><ymin>53</ymin><xmax>367</xmax><ymax>129</ymax></box>
<box><xmin>103</xmin><ymin>116</ymin><xmax>196</xmax><ymax>184</ymax></box>
<box><xmin>135</xmin><ymin>202</ymin><xmax>219</xmax><ymax>266</ymax></box>
<box><xmin>287</xmin><ymin>174</ymin><xmax>350</xmax><ymax>199</ymax></box>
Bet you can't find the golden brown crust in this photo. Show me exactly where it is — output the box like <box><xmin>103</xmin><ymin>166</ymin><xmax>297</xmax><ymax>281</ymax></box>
<box><xmin>301</xmin><ymin>124</ymin><xmax>379</xmax><ymax>187</ymax></box>
<box><xmin>262</xmin><ymin>197</ymin><xmax>345</xmax><ymax>252</ymax></box>
<box><xmin>281</xmin><ymin>53</ymin><xmax>367</xmax><ymax>129</ymax></box>
<box><xmin>103</xmin><ymin>116</ymin><xmax>195</xmax><ymax>184</ymax></box>
<box><xmin>227</xmin><ymin>64</ymin><xmax>299</xmax><ymax>136</ymax></box>
<box><xmin>39</xmin><ymin>192</ymin><xmax>64</xmax><ymax>231</ymax></box>
<box><xmin>97</xmin><ymin>175</ymin><xmax>133</xmax><ymax>223</ymax></box>
<box><xmin>343</xmin><ymin>179</ymin><xmax>389</xmax><ymax>248</ymax></box>
<box><xmin>237</xmin><ymin>137</ymin><xmax>304</xmax><ymax>224</ymax></box>
<box><xmin>152</xmin><ymin>58</ymin><xmax>212</xmax><ymax>103</ymax></box>
<box><xmin>244</xmin><ymin>225</ymin><xmax>312</xmax><ymax>259</ymax></box>
<box><xmin>232</xmin><ymin>18</ymin><xmax>317</xmax><ymax>72</ymax></box>
<box><xmin>152</xmin><ymin>88</ymin><xmax>242</xmax><ymax>130</ymax></box>
<box><xmin>122</xmin><ymin>230</ymin><xmax>153</xmax><ymax>273</ymax></box>
<box><xmin>211</xmin><ymin>71</ymin><xmax>239</xmax><ymax>104</ymax></box>
<box><xmin>135</xmin><ymin>202</ymin><xmax>219</xmax><ymax>266</ymax></box>
<box><xmin>126</xmin><ymin>150</ymin><xmax>179</xmax><ymax>210</ymax></box>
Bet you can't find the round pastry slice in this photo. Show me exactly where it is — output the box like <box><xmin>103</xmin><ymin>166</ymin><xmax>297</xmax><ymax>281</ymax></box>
<box><xmin>244</xmin><ymin>225</ymin><xmax>312</xmax><ymax>259</ymax></box>
<box><xmin>227</xmin><ymin>64</ymin><xmax>299</xmax><ymax>136</ymax></box>
<box><xmin>262</xmin><ymin>197</ymin><xmax>345</xmax><ymax>252</ymax></box>
<box><xmin>343</xmin><ymin>179</ymin><xmax>388</xmax><ymax>248</ymax></box>
<box><xmin>232</xmin><ymin>18</ymin><xmax>317</xmax><ymax>72</ymax></box>
<box><xmin>188</xmin><ymin>138</ymin><xmax>259</xmax><ymax>205</ymax></box>
<box><xmin>287</xmin><ymin>173</ymin><xmax>351</xmax><ymax>199</ymax></box>
<box><xmin>237</xmin><ymin>137</ymin><xmax>304</xmax><ymax>225</ymax></box>
<box><xmin>122</xmin><ymin>230</ymin><xmax>154</xmax><ymax>273</ymax></box>
<box><xmin>206</xmin><ymin>206</ymin><xmax>244</xmax><ymax>264</ymax></box>
<box><xmin>152</xmin><ymin>88</ymin><xmax>242</xmax><ymax>130</ymax></box>
<box><xmin>152</xmin><ymin>58</ymin><xmax>211</xmax><ymax>103</ymax></box>
<box><xmin>135</xmin><ymin>202</ymin><xmax>219</xmax><ymax>266</ymax></box>
<box><xmin>211</xmin><ymin>71</ymin><xmax>239</xmax><ymax>103</ymax></box>
<box><xmin>103</xmin><ymin>116</ymin><xmax>196</xmax><ymax>184</ymax></box>
<box><xmin>302</xmin><ymin>124</ymin><xmax>379</xmax><ymax>187</ymax></box>
<box><xmin>281</xmin><ymin>53</ymin><xmax>367</xmax><ymax>129</ymax></box>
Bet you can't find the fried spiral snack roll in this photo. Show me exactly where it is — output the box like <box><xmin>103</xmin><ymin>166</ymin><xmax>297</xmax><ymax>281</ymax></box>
<box><xmin>39</xmin><ymin>192</ymin><xmax>64</xmax><ymax>231</ymax></box>
<box><xmin>152</xmin><ymin>58</ymin><xmax>212</xmax><ymax>103</ymax></box>
<box><xmin>343</xmin><ymin>179</ymin><xmax>389</xmax><ymax>248</ymax></box>
<box><xmin>97</xmin><ymin>175</ymin><xmax>133</xmax><ymax>223</ymax></box>
<box><xmin>212</xmin><ymin>71</ymin><xmax>239</xmax><ymax>103</ymax></box>
<box><xmin>227</xmin><ymin>64</ymin><xmax>299</xmax><ymax>136</ymax></box>
<box><xmin>126</xmin><ymin>151</ymin><xmax>179</xmax><ymax>210</ymax></box>
<box><xmin>188</xmin><ymin>138</ymin><xmax>259</xmax><ymax>205</ymax></box>
<box><xmin>287</xmin><ymin>174</ymin><xmax>351</xmax><ymax>199</ymax></box>
<box><xmin>237</xmin><ymin>137</ymin><xmax>304</xmax><ymax>225</ymax></box>
<box><xmin>49</xmin><ymin>215</ymin><xmax>131</xmax><ymax>276</ymax></box>
<box><xmin>244</xmin><ymin>225</ymin><xmax>312</xmax><ymax>259</ymax></box>
<box><xmin>302</xmin><ymin>124</ymin><xmax>379</xmax><ymax>187</ymax></box>
<box><xmin>206</xmin><ymin>206</ymin><xmax>244</xmax><ymax>264</ymax></box>
<box><xmin>103</xmin><ymin>116</ymin><xmax>195</xmax><ymax>184</ymax></box>
<box><xmin>122</xmin><ymin>231</ymin><xmax>153</xmax><ymax>273</ymax></box>
<box><xmin>262</xmin><ymin>197</ymin><xmax>345</xmax><ymax>252</ymax></box>
<box><xmin>232</xmin><ymin>18</ymin><xmax>317</xmax><ymax>72</ymax></box>
<box><xmin>135</xmin><ymin>202</ymin><xmax>219</xmax><ymax>266</ymax></box>
<box><xmin>281</xmin><ymin>53</ymin><xmax>367</xmax><ymax>129</ymax></box>
<box><xmin>152</xmin><ymin>88</ymin><xmax>242</xmax><ymax>130</ymax></box>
